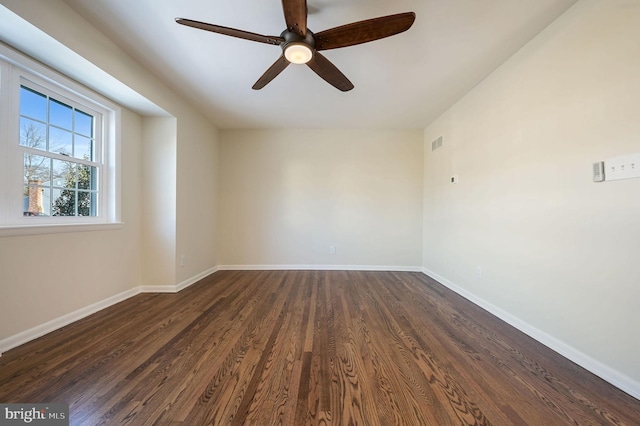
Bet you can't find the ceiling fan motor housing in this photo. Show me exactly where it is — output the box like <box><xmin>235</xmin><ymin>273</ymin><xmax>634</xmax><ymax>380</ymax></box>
<box><xmin>281</xmin><ymin>29</ymin><xmax>316</xmax><ymax>64</ymax></box>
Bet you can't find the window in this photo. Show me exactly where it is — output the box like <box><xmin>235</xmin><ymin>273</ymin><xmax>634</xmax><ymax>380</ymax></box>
<box><xmin>20</xmin><ymin>84</ymin><xmax>100</xmax><ymax>218</ymax></box>
<box><xmin>0</xmin><ymin>44</ymin><xmax>120</xmax><ymax>234</ymax></box>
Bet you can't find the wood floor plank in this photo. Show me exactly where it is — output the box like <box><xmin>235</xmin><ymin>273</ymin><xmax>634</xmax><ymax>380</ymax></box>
<box><xmin>1</xmin><ymin>270</ymin><xmax>638</xmax><ymax>425</ymax></box>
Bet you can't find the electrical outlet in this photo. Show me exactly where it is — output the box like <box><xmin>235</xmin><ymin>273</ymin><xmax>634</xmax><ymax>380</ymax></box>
<box><xmin>180</xmin><ymin>255</ymin><xmax>185</xmax><ymax>267</ymax></box>
<box><xmin>605</xmin><ymin>153</ymin><xmax>640</xmax><ymax>181</ymax></box>
<box><xmin>476</xmin><ymin>265</ymin><xmax>482</xmax><ymax>279</ymax></box>
<box><xmin>329</xmin><ymin>245</ymin><xmax>336</xmax><ymax>255</ymax></box>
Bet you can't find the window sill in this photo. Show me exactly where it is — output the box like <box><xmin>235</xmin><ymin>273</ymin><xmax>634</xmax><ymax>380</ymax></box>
<box><xmin>0</xmin><ymin>222</ymin><xmax>124</xmax><ymax>237</ymax></box>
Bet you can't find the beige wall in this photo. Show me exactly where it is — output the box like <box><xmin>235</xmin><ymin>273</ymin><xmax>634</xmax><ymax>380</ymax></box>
<box><xmin>142</xmin><ymin>117</ymin><xmax>177</xmax><ymax>287</ymax></box>
<box><xmin>176</xmin><ymin>114</ymin><xmax>219</xmax><ymax>282</ymax></box>
<box><xmin>423</xmin><ymin>0</ymin><xmax>640</xmax><ymax>390</ymax></box>
<box><xmin>0</xmin><ymin>108</ymin><xmax>143</xmax><ymax>340</ymax></box>
<box><xmin>219</xmin><ymin>129</ymin><xmax>423</xmax><ymax>268</ymax></box>
<box><xmin>0</xmin><ymin>0</ymin><xmax>221</xmax><ymax>289</ymax></box>
<box><xmin>0</xmin><ymin>0</ymin><xmax>219</xmax><ymax>347</ymax></box>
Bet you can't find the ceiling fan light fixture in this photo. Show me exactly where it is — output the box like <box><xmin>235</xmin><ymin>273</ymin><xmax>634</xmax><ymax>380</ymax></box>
<box><xmin>284</xmin><ymin>43</ymin><xmax>313</xmax><ymax>64</ymax></box>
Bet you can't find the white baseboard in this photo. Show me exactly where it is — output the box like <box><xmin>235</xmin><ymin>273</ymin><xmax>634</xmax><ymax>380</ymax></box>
<box><xmin>138</xmin><ymin>267</ymin><xmax>220</xmax><ymax>293</ymax></box>
<box><xmin>421</xmin><ymin>267</ymin><xmax>640</xmax><ymax>401</ymax></box>
<box><xmin>0</xmin><ymin>267</ymin><xmax>220</xmax><ymax>356</ymax></box>
<box><xmin>0</xmin><ymin>286</ymin><xmax>141</xmax><ymax>356</ymax></box>
<box><xmin>138</xmin><ymin>285</ymin><xmax>176</xmax><ymax>293</ymax></box>
<box><xmin>176</xmin><ymin>266</ymin><xmax>219</xmax><ymax>292</ymax></box>
<box><xmin>218</xmin><ymin>264</ymin><xmax>423</xmax><ymax>272</ymax></box>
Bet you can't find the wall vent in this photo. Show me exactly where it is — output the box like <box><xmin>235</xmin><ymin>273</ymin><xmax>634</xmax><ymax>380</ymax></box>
<box><xmin>431</xmin><ymin>136</ymin><xmax>443</xmax><ymax>152</ymax></box>
<box><xmin>593</xmin><ymin>161</ymin><xmax>605</xmax><ymax>182</ymax></box>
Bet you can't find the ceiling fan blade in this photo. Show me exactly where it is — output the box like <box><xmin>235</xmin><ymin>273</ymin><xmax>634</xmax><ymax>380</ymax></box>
<box><xmin>252</xmin><ymin>55</ymin><xmax>290</xmax><ymax>90</ymax></box>
<box><xmin>314</xmin><ymin>12</ymin><xmax>416</xmax><ymax>51</ymax></box>
<box><xmin>176</xmin><ymin>18</ymin><xmax>284</xmax><ymax>45</ymax></box>
<box><xmin>282</xmin><ymin>0</ymin><xmax>307</xmax><ymax>38</ymax></box>
<box><xmin>306</xmin><ymin>52</ymin><xmax>354</xmax><ymax>92</ymax></box>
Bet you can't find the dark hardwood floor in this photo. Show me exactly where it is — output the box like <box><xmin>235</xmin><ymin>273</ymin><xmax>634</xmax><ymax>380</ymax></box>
<box><xmin>0</xmin><ymin>270</ymin><xmax>638</xmax><ymax>425</ymax></box>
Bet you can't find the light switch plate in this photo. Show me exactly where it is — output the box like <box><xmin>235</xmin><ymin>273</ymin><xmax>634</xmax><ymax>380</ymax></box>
<box><xmin>605</xmin><ymin>153</ymin><xmax>640</xmax><ymax>181</ymax></box>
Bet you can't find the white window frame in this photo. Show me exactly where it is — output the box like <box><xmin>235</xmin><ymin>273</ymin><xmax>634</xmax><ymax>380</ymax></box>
<box><xmin>0</xmin><ymin>44</ymin><xmax>121</xmax><ymax>236</ymax></box>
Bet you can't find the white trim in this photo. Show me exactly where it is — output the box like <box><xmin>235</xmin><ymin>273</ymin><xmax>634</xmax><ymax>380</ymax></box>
<box><xmin>138</xmin><ymin>285</ymin><xmax>177</xmax><ymax>294</ymax></box>
<box><xmin>421</xmin><ymin>267</ymin><xmax>640</xmax><ymax>401</ymax></box>
<box><xmin>176</xmin><ymin>266</ymin><xmax>220</xmax><ymax>292</ymax></box>
<box><xmin>0</xmin><ymin>267</ymin><xmax>220</xmax><ymax>356</ymax></box>
<box><xmin>0</xmin><ymin>286</ymin><xmax>141</xmax><ymax>356</ymax></box>
<box><xmin>218</xmin><ymin>264</ymin><xmax>423</xmax><ymax>272</ymax></box>
<box><xmin>138</xmin><ymin>266</ymin><xmax>220</xmax><ymax>293</ymax></box>
<box><xmin>0</xmin><ymin>222</ymin><xmax>124</xmax><ymax>237</ymax></box>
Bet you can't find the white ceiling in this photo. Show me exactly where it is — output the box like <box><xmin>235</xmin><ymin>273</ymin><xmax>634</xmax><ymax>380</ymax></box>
<box><xmin>60</xmin><ymin>0</ymin><xmax>577</xmax><ymax>129</ymax></box>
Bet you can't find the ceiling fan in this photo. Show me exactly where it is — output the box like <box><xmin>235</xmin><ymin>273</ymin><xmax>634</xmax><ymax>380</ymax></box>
<box><xmin>176</xmin><ymin>0</ymin><xmax>416</xmax><ymax>91</ymax></box>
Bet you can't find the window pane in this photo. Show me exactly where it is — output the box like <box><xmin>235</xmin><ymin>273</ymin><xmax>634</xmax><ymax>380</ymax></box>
<box><xmin>49</xmin><ymin>98</ymin><xmax>73</xmax><ymax>130</ymax></box>
<box><xmin>77</xmin><ymin>164</ymin><xmax>97</xmax><ymax>190</ymax></box>
<box><xmin>23</xmin><ymin>153</ymin><xmax>50</xmax><ymax>185</ymax></box>
<box><xmin>20</xmin><ymin>86</ymin><xmax>47</xmax><ymax>122</ymax></box>
<box><xmin>23</xmin><ymin>184</ymin><xmax>51</xmax><ymax>216</ymax></box>
<box><xmin>75</xmin><ymin>109</ymin><xmax>93</xmax><ymax>137</ymax></box>
<box><xmin>52</xmin><ymin>159</ymin><xmax>76</xmax><ymax>189</ymax></box>
<box><xmin>74</xmin><ymin>135</ymin><xmax>93</xmax><ymax>160</ymax></box>
<box><xmin>49</xmin><ymin>127</ymin><xmax>73</xmax><ymax>156</ymax></box>
<box><xmin>20</xmin><ymin>117</ymin><xmax>47</xmax><ymax>150</ymax></box>
<box><xmin>52</xmin><ymin>189</ymin><xmax>76</xmax><ymax>216</ymax></box>
<box><xmin>77</xmin><ymin>191</ymin><xmax>94</xmax><ymax>216</ymax></box>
